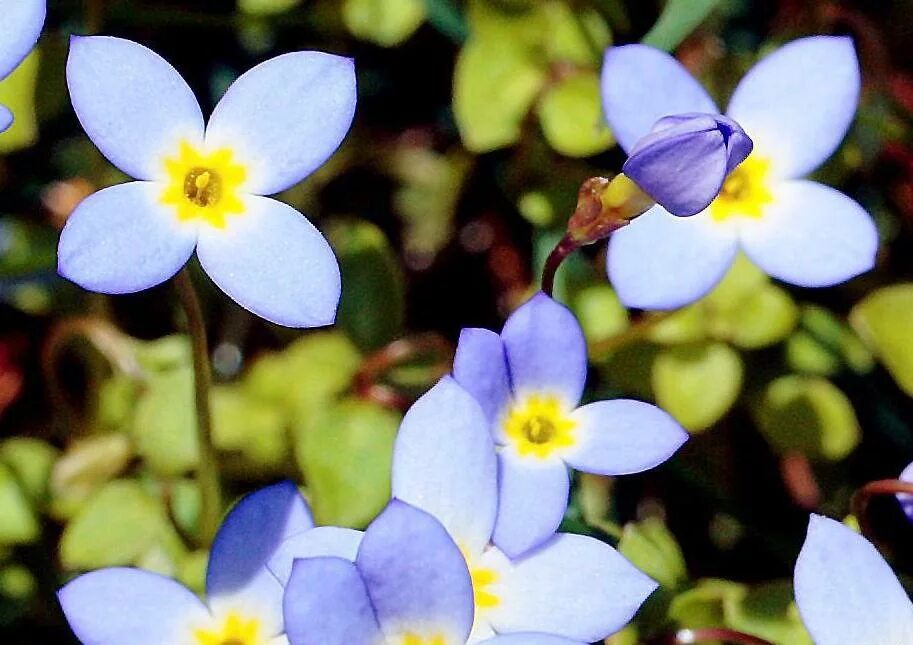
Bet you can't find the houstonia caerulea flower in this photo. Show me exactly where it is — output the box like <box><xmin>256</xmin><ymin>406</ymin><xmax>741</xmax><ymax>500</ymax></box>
<box><xmin>278</xmin><ymin>498</ymin><xmax>589</xmax><ymax>645</ymax></box>
<box><xmin>390</xmin><ymin>377</ymin><xmax>657</xmax><ymax>642</ymax></box>
<box><xmin>59</xmin><ymin>481</ymin><xmax>314</xmax><ymax>644</ymax></box>
<box><xmin>0</xmin><ymin>0</ymin><xmax>45</xmax><ymax>133</ymax></box>
<box><xmin>58</xmin><ymin>36</ymin><xmax>357</xmax><ymax>327</ymax></box>
<box><xmin>794</xmin><ymin>514</ymin><xmax>913</xmax><ymax>644</ymax></box>
<box><xmin>602</xmin><ymin>36</ymin><xmax>878</xmax><ymax>310</ymax></box>
<box><xmin>623</xmin><ymin>113</ymin><xmax>753</xmax><ymax>216</ymax></box>
<box><xmin>453</xmin><ymin>292</ymin><xmax>688</xmax><ymax>557</ymax></box>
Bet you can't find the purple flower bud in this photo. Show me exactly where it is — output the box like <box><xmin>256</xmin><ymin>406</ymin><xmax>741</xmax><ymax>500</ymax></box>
<box><xmin>622</xmin><ymin>112</ymin><xmax>753</xmax><ymax>217</ymax></box>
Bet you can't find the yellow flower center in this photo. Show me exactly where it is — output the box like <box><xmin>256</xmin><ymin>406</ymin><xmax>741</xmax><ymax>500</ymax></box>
<box><xmin>194</xmin><ymin>612</ymin><xmax>263</xmax><ymax>645</ymax></box>
<box><xmin>162</xmin><ymin>140</ymin><xmax>247</xmax><ymax>228</ymax></box>
<box><xmin>470</xmin><ymin>566</ymin><xmax>500</xmax><ymax>609</ymax></box>
<box><xmin>709</xmin><ymin>154</ymin><xmax>774</xmax><ymax>222</ymax></box>
<box><xmin>503</xmin><ymin>394</ymin><xmax>576</xmax><ymax>458</ymax></box>
<box><xmin>397</xmin><ymin>633</ymin><xmax>447</xmax><ymax>645</ymax></box>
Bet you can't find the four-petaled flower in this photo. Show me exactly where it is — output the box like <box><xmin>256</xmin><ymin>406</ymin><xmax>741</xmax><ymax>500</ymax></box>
<box><xmin>602</xmin><ymin>36</ymin><xmax>877</xmax><ymax>310</ymax></box>
<box><xmin>0</xmin><ymin>0</ymin><xmax>45</xmax><ymax>133</ymax></box>
<box><xmin>58</xmin><ymin>36</ymin><xmax>357</xmax><ymax>327</ymax></box>
<box><xmin>794</xmin><ymin>514</ymin><xmax>913</xmax><ymax>644</ymax></box>
<box><xmin>59</xmin><ymin>481</ymin><xmax>313</xmax><ymax>645</ymax></box>
<box><xmin>453</xmin><ymin>292</ymin><xmax>688</xmax><ymax>557</ymax></box>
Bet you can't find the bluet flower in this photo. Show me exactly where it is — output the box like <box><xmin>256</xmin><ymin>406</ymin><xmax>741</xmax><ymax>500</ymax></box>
<box><xmin>59</xmin><ymin>481</ymin><xmax>313</xmax><ymax>644</ymax></box>
<box><xmin>58</xmin><ymin>36</ymin><xmax>356</xmax><ymax>327</ymax></box>
<box><xmin>794</xmin><ymin>514</ymin><xmax>913</xmax><ymax>644</ymax></box>
<box><xmin>453</xmin><ymin>293</ymin><xmax>687</xmax><ymax>556</ymax></box>
<box><xmin>389</xmin><ymin>377</ymin><xmax>658</xmax><ymax>642</ymax></box>
<box><xmin>0</xmin><ymin>0</ymin><xmax>45</xmax><ymax>132</ymax></box>
<box><xmin>624</xmin><ymin>113</ymin><xmax>752</xmax><ymax>216</ymax></box>
<box><xmin>602</xmin><ymin>37</ymin><xmax>876</xmax><ymax>309</ymax></box>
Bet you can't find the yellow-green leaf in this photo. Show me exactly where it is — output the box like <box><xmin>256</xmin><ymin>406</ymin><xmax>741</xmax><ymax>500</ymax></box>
<box><xmin>238</xmin><ymin>0</ymin><xmax>301</xmax><ymax>15</ymax></box>
<box><xmin>537</xmin><ymin>72</ymin><xmax>614</xmax><ymax>157</ymax></box>
<box><xmin>0</xmin><ymin>51</ymin><xmax>39</xmax><ymax>153</ymax></box>
<box><xmin>850</xmin><ymin>284</ymin><xmax>913</xmax><ymax>395</ymax></box>
<box><xmin>0</xmin><ymin>463</ymin><xmax>38</xmax><ymax>546</ymax></box>
<box><xmin>619</xmin><ymin>517</ymin><xmax>688</xmax><ymax>590</ymax></box>
<box><xmin>653</xmin><ymin>341</ymin><xmax>743</xmax><ymax>432</ymax></box>
<box><xmin>343</xmin><ymin>0</ymin><xmax>426</xmax><ymax>46</ymax></box>
<box><xmin>642</xmin><ymin>0</ymin><xmax>721</xmax><ymax>52</ymax></box>
<box><xmin>572</xmin><ymin>284</ymin><xmax>629</xmax><ymax>344</ymax></box>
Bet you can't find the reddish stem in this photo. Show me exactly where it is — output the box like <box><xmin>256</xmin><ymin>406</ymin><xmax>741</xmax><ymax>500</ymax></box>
<box><xmin>651</xmin><ymin>628</ymin><xmax>774</xmax><ymax>645</ymax></box>
<box><xmin>354</xmin><ymin>335</ymin><xmax>452</xmax><ymax>410</ymax></box>
<box><xmin>541</xmin><ymin>234</ymin><xmax>579</xmax><ymax>297</ymax></box>
<box><xmin>850</xmin><ymin>478</ymin><xmax>913</xmax><ymax>547</ymax></box>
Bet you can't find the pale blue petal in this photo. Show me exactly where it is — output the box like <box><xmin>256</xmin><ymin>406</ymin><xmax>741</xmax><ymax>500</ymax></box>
<box><xmin>206</xmin><ymin>52</ymin><xmax>356</xmax><ymax>195</ymax></box>
<box><xmin>492</xmin><ymin>534</ymin><xmax>657</xmax><ymax>641</ymax></box>
<box><xmin>483</xmin><ymin>635</ymin><xmax>584</xmax><ymax>645</ymax></box>
<box><xmin>283</xmin><ymin>557</ymin><xmax>382</xmax><ymax>645</ymax></box>
<box><xmin>58</xmin><ymin>568</ymin><xmax>210</xmax><ymax>645</ymax></box>
<box><xmin>196</xmin><ymin>195</ymin><xmax>340</xmax><ymax>328</ymax></box>
<box><xmin>897</xmin><ymin>461</ymin><xmax>913</xmax><ymax>522</ymax></box>
<box><xmin>607</xmin><ymin>205</ymin><xmax>738</xmax><ymax>310</ymax></box>
<box><xmin>57</xmin><ymin>182</ymin><xmax>197</xmax><ymax>294</ymax></box>
<box><xmin>357</xmin><ymin>500</ymin><xmax>474</xmax><ymax>642</ymax></box>
<box><xmin>739</xmin><ymin>180</ymin><xmax>877</xmax><ymax>288</ymax></box>
<box><xmin>492</xmin><ymin>451</ymin><xmax>569</xmax><ymax>559</ymax></box>
<box><xmin>268</xmin><ymin>527</ymin><xmax>364</xmax><ymax>586</ymax></box>
<box><xmin>601</xmin><ymin>44</ymin><xmax>718</xmax><ymax>153</ymax></box>
<box><xmin>794</xmin><ymin>514</ymin><xmax>913</xmax><ymax>644</ymax></box>
<box><xmin>726</xmin><ymin>36</ymin><xmax>860</xmax><ymax>179</ymax></box>
<box><xmin>207</xmin><ymin>481</ymin><xmax>313</xmax><ymax>633</ymax></box>
<box><xmin>564</xmin><ymin>400</ymin><xmax>687</xmax><ymax>475</ymax></box>
<box><xmin>502</xmin><ymin>293</ymin><xmax>587</xmax><ymax>407</ymax></box>
<box><xmin>0</xmin><ymin>105</ymin><xmax>11</xmax><ymax>133</ymax></box>
<box><xmin>392</xmin><ymin>377</ymin><xmax>498</xmax><ymax>552</ymax></box>
<box><xmin>66</xmin><ymin>36</ymin><xmax>204</xmax><ymax>180</ymax></box>
<box><xmin>453</xmin><ymin>328</ymin><xmax>512</xmax><ymax>423</ymax></box>
<box><xmin>0</xmin><ymin>0</ymin><xmax>45</xmax><ymax>79</ymax></box>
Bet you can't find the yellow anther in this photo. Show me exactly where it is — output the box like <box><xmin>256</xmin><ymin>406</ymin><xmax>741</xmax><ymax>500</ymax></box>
<box><xmin>195</xmin><ymin>171</ymin><xmax>212</xmax><ymax>191</ymax></box>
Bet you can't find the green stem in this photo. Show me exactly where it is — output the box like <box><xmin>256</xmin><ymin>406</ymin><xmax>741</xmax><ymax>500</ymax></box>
<box><xmin>174</xmin><ymin>269</ymin><xmax>222</xmax><ymax>545</ymax></box>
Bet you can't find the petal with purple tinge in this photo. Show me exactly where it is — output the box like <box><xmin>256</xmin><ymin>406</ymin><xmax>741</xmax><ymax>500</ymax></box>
<box><xmin>794</xmin><ymin>514</ymin><xmax>913</xmax><ymax>644</ymax></box>
<box><xmin>492</xmin><ymin>534</ymin><xmax>657</xmax><ymax>642</ymax></box>
<box><xmin>601</xmin><ymin>44</ymin><xmax>718</xmax><ymax>153</ymax></box>
<box><xmin>57</xmin><ymin>181</ymin><xmax>197</xmax><ymax>294</ymax></box>
<box><xmin>607</xmin><ymin>205</ymin><xmax>738</xmax><ymax>310</ymax></box>
<box><xmin>739</xmin><ymin>180</ymin><xmax>877</xmax><ymax>288</ymax></box>
<box><xmin>0</xmin><ymin>0</ymin><xmax>45</xmax><ymax>79</ymax></box>
<box><xmin>453</xmin><ymin>328</ymin><xmax>512</xmax><ymax>424</ymax></box>
<box><xmin>268</xmin><ymin>527</ymin><xmax>364</xmax><ymax>586</ymax></box>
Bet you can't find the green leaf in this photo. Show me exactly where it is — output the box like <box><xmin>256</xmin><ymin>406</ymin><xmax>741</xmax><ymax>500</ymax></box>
<box><xmin>618</xmin><ymin>517</ymin><xmax>688</xmax><ymax>590</ymax></box>
<box><xmin>641</xmin><ymin>0</ymin><xmax>721</xmax><ymax>52</ymax></box>
<box><xmin>850</xmin><ymin>284</ymin><xmax>913</xmax><ymax>395</ymax></box>
<box><xmin>537</xmin><ymin>72</ymin><xmax>614</xmax><ymax>157</ymax></box>
<box><xmin>712</xmin><ymin>284</ymin><xmax>799</xmax><ymax>349</ymax></box>
<box><xmin>238</xmin><ymin>0</ymin><xmax>301</xmax><ymax>15</ymax></box>
<box><xmin>60</xmin><ymin>480</ymin><xmax>182</xmax><ymax>570</ymax></box>
<box><xmin>648</xmin><ymin>307</ymin><xmax>707</xmax><ymax>345</ymax></box>
<box><xmin>327</xmin><ymin>219</ymin><xmax>406</xmax><ymax>351</ymax></box>
<box><xmin>133</xmin><ymin>367</ymin><xmax>198</xmax><ymax>475</ymax></box>
<box><xmin>294</xmin><ymin>399</ymin><xmax>400</xmax><ymax>528</ymax></box>
<box><xmin>545</xmin><ymin>3</ymin><xmax>611</xmax><ymax>65</ymax></box>
<box><xmin>343</xmin><ymin>0</ymin><xmax>426</xmax><ymax>46</ymax></box>
<box><xmin>800</xmin><ymin>305</ymin><xmax>873</xmax><ymax>374</ymax></box>
<box><xmin>212</xmin><ymin>385</ymin><xmax>288</xmax><ymax>474</ymax></box>
<box><xmin>49</xmin><ymin>434</ymin><xmax>133</xmax><ymax>520</ymax></box>
<box><xmin>0</xmin><ymin>51</ymin><xmax>39</xmax><ymax>153</ymax></box>
<box><xmin>753</xmin><ymin>375</ymin><xmax>860</xmax><ymax>461</ymax></box>
<box><xmin>786</xmin><ymin>331</ymin><xmax>843</xmax><ymax>377</ymax></box>
<box><xmin>669</xmin><ymin>578</ymin><xmax>746</xmax><ymax>628</ymax></box>
<box><xmin>571</xmin><ymin>284</ymin><xmax>629</xmax><ymax>344</ymax></box>
<box><xmin>0</xmin><ymin>463</ymin><xmax>38</xmax><ymax>546</ymax></box>
<box><xmin>653</xmin><ymin>341</ymin><xmax>743</xmax><ymax>432</ymax></box>
<box><xmin>454</xmin><ymin>37</ymin><xmax>547</xmax><ymax>152</ymax></box>
<box><xmin>0</xmin><ymin>438</ymin><xmax>57</xmax><ymax>503</ymax></box>
<box><xmin>724</xmin><ymin>581</ymin><xmax>812</xmax><ymax>645</ymax></box>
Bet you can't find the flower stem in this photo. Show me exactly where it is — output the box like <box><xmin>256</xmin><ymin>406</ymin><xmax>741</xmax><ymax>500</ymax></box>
<box><xmin>649</xmin><ymin>628</ymin><xmax>774</xmax><ymax>645</ymax></box>
<box><xmin>174</xmin><ymin>269</ymin><xmax>222</xmax><ymax>545</ymax></box>
<box><xmin>850</xmin><ymin>478</ymin><xmax>913</xmax><ymax>548</ymax></box>
<box><xmin>541</xmin><ymin>234</ymin><xmax>579</xmax><ymax>297</ymax></box>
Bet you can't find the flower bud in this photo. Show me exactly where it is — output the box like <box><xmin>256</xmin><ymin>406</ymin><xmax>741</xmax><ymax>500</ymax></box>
<box><xmin>623</xmin><ymin>113</ymin><xmax>753</xmax><ymax>217</ymax></box>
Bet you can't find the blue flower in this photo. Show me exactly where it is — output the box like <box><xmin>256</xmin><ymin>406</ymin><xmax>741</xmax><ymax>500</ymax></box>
<box><xmin>57</xmin><ymin>36</ymin><xmax>357</xmax><ymax>327</ymax></box>
<box><xmin>453</xmin><ymin>292</ymin><xmax>688</xmax><ymax>557</ymax></box>
<box><xmin>59</xmin><ymin>481</ymin><xmax>313</xmax><ymax>644</ymax></box>
<box><xmin>624</xmin><ymin>113</ymin><xmax>752</xmax><ymax>216</ymax></box>
<box><xmin>794</xmin><ymin>514</ymin><xmax>913</xmax><ymax>643</ymax></box>
<box><xmin>279</xmin><ymin>498</ymin><xmax>590</xmax><ymax>645</ymax></box>
<box><xmin>0</xmin><ymin>0</ymin><xmax>45</xmax><ymax>132</ymax></box>
<box><xmin>602</xmin><ymin>37</ymin><xmax>877</xmax><ymax>310</ymax></box>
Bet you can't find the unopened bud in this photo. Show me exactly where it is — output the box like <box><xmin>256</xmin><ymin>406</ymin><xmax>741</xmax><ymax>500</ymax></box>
<box><xmin>567</xmin><ymin>174</ymin><xmax>655</xmax><ymax>246</ymax></box>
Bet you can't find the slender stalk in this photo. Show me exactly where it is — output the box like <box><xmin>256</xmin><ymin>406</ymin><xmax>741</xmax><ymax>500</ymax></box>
<box><xmin>588</xmin><ymin>310</ymin><xmax>676</xmax><ymax>358</ymax></box>
<box><xmin>541</xmin><ymin>234</ymin><xmax>579</xmax><ymax>297</ymax></box>
<box><xmin>174</xmin><ymin>269</ymin><xmax>221</xmax><ymax>545</ymax></box>
<box><xmin>650</xmin><ymin>628</ymin><xmax>774</xmax><ymax>645</ymax></box>
<box><xmin>850</xmin><ymin>478</ymin><xmax>913</xmax><ymax>548</ymax></box>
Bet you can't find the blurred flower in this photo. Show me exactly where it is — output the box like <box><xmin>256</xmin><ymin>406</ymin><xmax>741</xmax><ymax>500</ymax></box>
<box><xmin>59</xmin><ymin>481</ymin><xmax>313</xmax><ymax>644</ymax></box>
<box><xmin>602</xmin><ymin>36</ymin><xmax>877</xmax><ymax>310</ymax></box>
<box><xmin>794</xmin><ymin>514</ymin><xmax>913</xmax><ymax>643</ymax></box>
<box><xmin>0</xmin><ymin>0</ymin><xmax>44</xmax><ymax>133</ymax></box>
<box><xmin>452</xmin><ymin>292</ymin><xmax>687</xmax><ymax>556</ymax></box>
<box><xmin>623</xmin><ymin>113</ymin><xmax>753</xmax><ymax>216</ymax></box>
<box><xmin>279</xmin><ymin>497</ymin><xmax>589</xmax><ymax>645</ymax></box>
<box><xmin>896</xmin><ymin>460</ymin><xmax>913</xmax><ymax>520</ymax></box>
<box><xmin>57</xmin><ymin>36</ymin><xmax>357</xmax><ymax>327</ymax></box>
